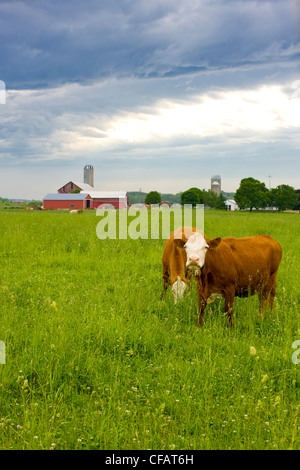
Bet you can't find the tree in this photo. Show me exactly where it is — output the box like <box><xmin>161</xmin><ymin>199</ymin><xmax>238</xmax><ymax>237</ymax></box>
<box><xmin>235</xmin><ymin>177</ymin><xmax>269</xmax><ymax>211</ymax></box>
<box><xmin>203</xmin><ymin>189</ymin><xmax>218</xmax><ymax>208</ymax></box>
<box><xmin>270</xmin><ymin>185</ymin><xmax>298</xmax><ymax>211</ymax></box>
<box><xmin>294</xmin><ymin>190</ymin><xmax>300</xmax><ymax>210</ymax></box>
<box><xmin>145</xmin><ymin>191</ymin><xmax>161</xmax><ymax>205</ymax></box>
<box><xmin>215</xmin><ymin>193</ymin><xmax>227</xmax><ymax>210</ymax></box>
<box><xmin>181</xmin><ymin>187</ymin><xmax>204</xmax><ymax>207</ymax></box>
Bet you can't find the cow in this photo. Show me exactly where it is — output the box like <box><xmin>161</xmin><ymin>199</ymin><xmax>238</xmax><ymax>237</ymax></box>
<box><xmin>70</xmin><ymin>209</ymin><xmax>83</xmax><ymax>214</ymax></box>
<box><xmin>181</xmin><ymin>231</ymin><xmax>282</xmax><ymax>326</ymax></box>
<box><xmin>162</xmin><ymin>226</ymin><xmax>204</xmax><ymax>303</ymax></box>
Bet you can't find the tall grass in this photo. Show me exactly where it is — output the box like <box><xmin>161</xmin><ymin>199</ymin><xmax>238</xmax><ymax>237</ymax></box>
<box><xmin>0</xmin><ymin>210</ymin><xmax>299</xmax><ymax>450</ymax></box>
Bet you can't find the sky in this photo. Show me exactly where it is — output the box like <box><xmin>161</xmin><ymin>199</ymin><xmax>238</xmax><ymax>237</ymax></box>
<box><xmin>0</xmin><ymin>0</ymin><xmax>299</xmax><ymax>200</ymax></box>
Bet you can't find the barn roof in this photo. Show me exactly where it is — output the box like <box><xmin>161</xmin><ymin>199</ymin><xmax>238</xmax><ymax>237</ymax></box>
<box><xmin>57</xmin><ymin>181</ymin><xmax>94</xmax><ymax>192</ymax></box>
<box><xmin>81</xmin><ymin>190</ymin><xmax>128</xmax><ymax>198</ymax></box>
<box><xmin>72</xmin><ymin>181</ymin><xmax>95</xmax><ymax>192</ymax></box>
<box><xmin>43</xmin><ymin>193</ymin><xmax>90</xmax><ymax>201</ymax></box>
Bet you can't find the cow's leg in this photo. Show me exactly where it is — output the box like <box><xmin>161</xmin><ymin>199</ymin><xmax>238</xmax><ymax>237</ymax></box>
<box><xmin>268</xmin><ymin>273</ymin><xmax>278</xmax><ymax>310</ymax></box>
<box><xmin>224</xmin><ymin>286</ymin><xmax>235</xmax><ymax>327</ymax></box>
<box><xmin>198</xmin><ymin>299</ymin><xmax>207</xmax><ymax>326</ymax></box>
<box><xmin>171</xmin><ymin>276</ymin><xmax>187</xmax><ymax>304</ymax></box>
<box><xmin>197</xmin><ymin>285</ymin><xmax>207</xmax><ymax>326</ymax></box>
<box><xmin>161</xmin><ymin>265</ymin><xmax>170</xmax><ymax>299</ymax></box>
<box><xmin>269</xmin><ymin>281</ymin><xmax>277</xmax><ymax>309</ymax></box>
<box><xmin>258</xmin><ymin>288</ymin><xmax>269</xmax><ymax>317</ymax></box>
<box><xmin>258</xmin><ymin>275</ymin><xmax>277</xmax><ymax>316</ymax></box>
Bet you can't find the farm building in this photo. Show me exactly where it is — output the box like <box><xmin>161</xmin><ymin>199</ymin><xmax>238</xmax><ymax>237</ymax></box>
<box><xmin>44</xmin><ymin>165</ymin><xmax>129</xmax><ymax>210</ymax></box>
<box><xmin>81</xmin><ymin>190</ymin><xmax>129</xmax><ymax>209</ymax></box>
<box><xmin>43</xmin><ymin>193</ymin><xmax>92</xmax><ymax>210</ymax></box>
<box><xmin>225</xmin><ymin>199</ymin><xmax>239</xmax><ymax>211</ymax></box>
<box><xmin>43</xmin><ymin>191</ymin><xmax>129</xmax><ymax>210</ymax></box>
<box><xmin>211</xmin><ymin>175</ymin><xmax>221</xmax><ymax>196</ymax></box>
<box><xmin>58</xmin><ymin>181</ymin><xmax>94</xmax><ymax>194</ymax></box>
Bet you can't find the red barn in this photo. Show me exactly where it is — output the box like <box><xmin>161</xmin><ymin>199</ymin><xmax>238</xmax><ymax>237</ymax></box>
<box><xmin>43</xmin><ymin>193</ymin><xmax>92</xmax><ymax>210</ymax></box>
<box><xmin>44</xmin><ymin>177</ymin><xmax>129</xmax><ymax>210</ymax></box>
<box><xmin>57</xmin><ymin>181</ymin><xmax>94</xmax><ymax>194</ymax></box>
<box><xmin>82</xmin><ymin>191</ymin><xmax>129</xmax><ymax>209</ymax></box>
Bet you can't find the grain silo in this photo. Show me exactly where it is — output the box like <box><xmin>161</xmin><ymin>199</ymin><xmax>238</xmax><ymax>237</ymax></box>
<box><xmin>84</xmin><ymin>164</ymin><xmax>94</xmax><ymax>188</ymax></box>
<box><xmin>211</xmin><ymin>175</ymin><xmax>221</xmax><ymax>196</ymax></box>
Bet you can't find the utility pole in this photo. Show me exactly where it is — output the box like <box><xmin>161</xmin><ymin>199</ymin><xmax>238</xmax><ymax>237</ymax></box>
<box><xmin>268</xmin><ymin>175</ymin><xmax>271</xmax><ymax>189</ymax></box>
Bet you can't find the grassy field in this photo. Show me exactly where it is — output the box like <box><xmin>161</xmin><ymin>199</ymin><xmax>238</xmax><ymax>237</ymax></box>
<box><xmin>0</xmin><ymin>209</ymin><xmax>299</xmax><ymax>450</ymax></box>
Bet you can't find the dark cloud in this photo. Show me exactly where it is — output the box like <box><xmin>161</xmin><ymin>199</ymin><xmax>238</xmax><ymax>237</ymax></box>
<box><xmin>0</xmin><ymin>0</ymin><xmax>299</xmax><ymax>199</ymax></box>
<box><xmin>1</xmin><ymin>0</ymin><xmax>299</xmax><ymax>89</ymax></box>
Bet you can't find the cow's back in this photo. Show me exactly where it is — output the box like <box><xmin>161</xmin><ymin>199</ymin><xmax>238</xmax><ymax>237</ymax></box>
<box><xmin>204</xmin><ymin>234</ymin><xmax>282</xmax><ymax>293</ymax></box>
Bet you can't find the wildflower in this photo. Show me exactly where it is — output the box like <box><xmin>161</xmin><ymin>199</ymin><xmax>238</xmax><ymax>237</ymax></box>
<box><xmin>250</xmin><ymin>346</ymin><xmax>256</xmax><ymax>356</ymax></box>
<box><xmin>261</xmin><ymin>374</ymin><xmax>268</xmax><ymax>384</ymax></box>
<box><xmin>50</xmin><ymin>301</ymin><xmax>57</xmax><ymax>311</ymax></box>
<box><xmin>22</xmin><ymin>379</ymin><xmax>28</xmax><ymax>389</ymax></box>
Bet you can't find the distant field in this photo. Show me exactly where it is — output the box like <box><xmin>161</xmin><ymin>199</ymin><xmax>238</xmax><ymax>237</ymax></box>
<box><xmin>0</xmin><ymin>210</ymin><xmax>299</xmax><ymax>450</ymax></box>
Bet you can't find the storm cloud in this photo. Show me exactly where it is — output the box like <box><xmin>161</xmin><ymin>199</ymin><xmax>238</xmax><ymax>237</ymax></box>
<box><xmin>0</xmin><ymin>0</ymin><xmax>299</xmax><ymax>198</ymax></box>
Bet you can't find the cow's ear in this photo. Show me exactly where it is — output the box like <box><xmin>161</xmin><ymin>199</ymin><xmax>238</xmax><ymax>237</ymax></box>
<box><xmin>207</xmin><ymin>237</ymin><xmax>221</xmax><ymax>249</ymax></box>
<box><xmin>174</xmin><ymin>239</ymin><xmax>186</xmax><ymax>249</ymax></box>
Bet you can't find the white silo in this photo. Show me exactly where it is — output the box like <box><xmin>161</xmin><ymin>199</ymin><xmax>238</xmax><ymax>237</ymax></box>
<box><xmin>84</xmin><ymin>164</ymin><xmax>94</xmax><ymax>188</ymax></box>
<box><xmin>211</xmin><ymin>175</ymin><xmax>221</xmax><ymax>196</ymax></box>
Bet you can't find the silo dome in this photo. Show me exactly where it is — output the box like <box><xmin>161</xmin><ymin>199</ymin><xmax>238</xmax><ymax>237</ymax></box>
<box><xmin>211</xmin><ymin>175</ymin><xmax>221</xmax><ymax>195</ymax></box>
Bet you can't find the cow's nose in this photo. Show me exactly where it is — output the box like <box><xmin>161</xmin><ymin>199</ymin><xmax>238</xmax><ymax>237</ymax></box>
<box><xmin>188</xmin><ymin>255</ymin><xmax>200</xmax><ymax>264</ymax></box>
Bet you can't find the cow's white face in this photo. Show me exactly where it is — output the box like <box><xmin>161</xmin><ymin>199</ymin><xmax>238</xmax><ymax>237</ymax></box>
<box><xmin>185</xmin><ymin>232</ymin><xmax>209</xmax><ymax>270</ymax></box>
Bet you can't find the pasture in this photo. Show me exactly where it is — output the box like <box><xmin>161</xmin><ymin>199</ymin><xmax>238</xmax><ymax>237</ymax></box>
<box><xmin>0</xmin><ymin>209</ymin><xmax>299</xmax><ymax>450</ymax></box>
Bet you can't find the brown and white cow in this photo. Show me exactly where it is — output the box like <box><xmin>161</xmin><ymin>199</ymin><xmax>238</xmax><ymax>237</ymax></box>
<box><xmin>162</xmin><ymin>226</ymin><xmax>205</xmax><ymax>303</ymax></box>
<box><xmin>188</xmin><ymin>232</ymin><xmax>282</xmax><ymax>326</ymax></box>
<box><xmin>163</xmin><ymin>229</ymin><xmax>282</xmax><ymax>326</ymax></box>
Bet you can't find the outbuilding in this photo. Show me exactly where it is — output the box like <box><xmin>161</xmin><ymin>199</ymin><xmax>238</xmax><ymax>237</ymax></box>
<box><xmin>81</xmin><ymin>191</ymin><xmax>129</xmax><ymax>209</ymax></box>
<box><xmin>225</xmin><ymin>199</ymin><xmax>239</xmax><ymax>211</ymax></box>
<box><xmin>43</xmin><ymin>193</ymin><xmax>92</xmax><ymax>210</ymax></box>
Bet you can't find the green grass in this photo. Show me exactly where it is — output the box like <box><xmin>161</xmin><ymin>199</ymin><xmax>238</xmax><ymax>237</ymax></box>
<box><xmin>0</xmin><ymin>210</ymin><xmax>299</xmax><ymax>450</ymax></box>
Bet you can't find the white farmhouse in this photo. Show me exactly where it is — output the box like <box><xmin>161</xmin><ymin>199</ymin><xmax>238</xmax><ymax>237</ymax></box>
<box><xmin>225</xmin><ymin>199</ymin><xmax>239</xmax><ymax>211</ymax></box>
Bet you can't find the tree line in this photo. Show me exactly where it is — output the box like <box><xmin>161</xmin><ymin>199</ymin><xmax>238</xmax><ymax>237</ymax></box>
<box><xmin>234</xmin><ymin>177</ymin><xmax>299</xmax><ymax>211</ymax></box>
<box><xmin>143</xmin><ymin>177</ymin><xmax>299</xmax><ymax>211</ymax></box>
<box><xmin>144</xmin><ymin>188</ymin><xmax>227</xmax><ymax>209</ymax></box>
